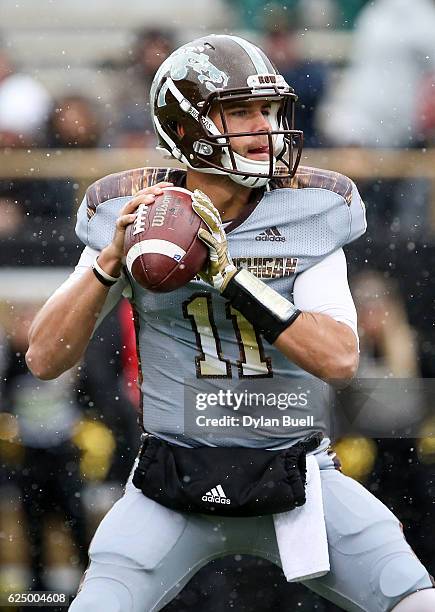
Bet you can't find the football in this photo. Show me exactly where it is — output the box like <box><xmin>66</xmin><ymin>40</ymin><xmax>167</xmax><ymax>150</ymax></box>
<box><xmin>124</xmin><ymin>186</ymin><xmax>208</xmax><ymax>292</ymax></box>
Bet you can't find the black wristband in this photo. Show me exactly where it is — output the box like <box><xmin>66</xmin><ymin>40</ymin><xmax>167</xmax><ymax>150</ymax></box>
<box><xmin>92</xmin><ymin>257</ymin><xmax>120</xmax><ymax>287</ymax></box>
<box><xmin>92</xmin><ymin>266</ymin><xmax>116</xmax><ymax>287</ymax></box>
<box><xmin>222</xmin><ymin>269</ymin><xmax>301</xmax><ymax>344</ymax></box>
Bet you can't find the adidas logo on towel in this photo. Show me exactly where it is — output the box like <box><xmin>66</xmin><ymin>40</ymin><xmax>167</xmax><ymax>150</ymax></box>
<box><xmin>202</xmin><ymin>484</ymin><xmax>231</xmax><ymax>505</ymax></box>
<box><xmin>255</xmin><ymin>226</ymin><xmax>285</xmax><ymax>242</ymax></box>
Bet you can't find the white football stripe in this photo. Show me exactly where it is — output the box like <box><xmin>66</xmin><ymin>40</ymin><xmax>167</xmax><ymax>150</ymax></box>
<box><xmin>226</xmin><ymin>35</ymin><xmax>269</xmax><ymax>74</ymax></box>
<box><xmin>126</xmin><ymin>239</ymin><xmax>186</xmax><ymax>273</ymax></box>
<box><xmin>161</xmin><ymin>186</ymin><xmax>193</xmax><ymax>197</ymax></box>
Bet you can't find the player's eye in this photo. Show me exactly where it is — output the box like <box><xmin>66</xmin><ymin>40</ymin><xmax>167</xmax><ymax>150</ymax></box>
<box><xmin>228</xmin><ymin>109</ymin><xmax>248</xmax><ymax>117</ymax></box>
<box><xmin>261</xmin><ymin>103</ymin><xmax>273</xmax><ymax>116</ymax></box>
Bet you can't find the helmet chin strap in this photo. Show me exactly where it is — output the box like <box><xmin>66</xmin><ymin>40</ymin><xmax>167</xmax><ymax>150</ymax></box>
<box><xmin>230</xmin><ymin>173</ymin><xmax>270</xmax><ymax>188</ymax></box>
<box><xmin>188</xmin><ymin>154</ymin><xmax>272</xmax><ymax>188</ymax></box>
<box><xmin>225</xmin><ymin>152</ymin><xmax>273</xmax><ymax>188</ymax></box>
<box><xmin>219</xmin><ymin>127</ymin><xmax>286</xmax><ymax>188</ymax></box>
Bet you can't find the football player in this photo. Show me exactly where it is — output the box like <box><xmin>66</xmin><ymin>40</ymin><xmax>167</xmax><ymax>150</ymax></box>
<box><xmin>26</xmin><ymin>35</ymin><xmax>434</xmax><ymax>611</ymax></box>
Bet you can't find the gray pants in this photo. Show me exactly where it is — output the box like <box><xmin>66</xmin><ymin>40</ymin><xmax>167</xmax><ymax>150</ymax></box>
<box><xmin>70</xmin><ymin>452</ymin><xmax>432</xmax><ymax>612</ymax></box>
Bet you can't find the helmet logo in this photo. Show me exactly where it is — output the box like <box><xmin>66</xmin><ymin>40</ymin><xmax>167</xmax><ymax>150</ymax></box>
<box><xmin>168</xmin><ymin>46</ymin><xmax>229</xmax><ymax>92</ymax></box>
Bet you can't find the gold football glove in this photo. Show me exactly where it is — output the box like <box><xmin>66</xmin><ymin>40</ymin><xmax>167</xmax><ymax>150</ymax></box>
<box><xmin>191</xmin><ymin>189</ymin><xmax>237</xmax><ymax>292</ymax></box>
<box><xmin>191</xmin><ymin>189</ymin><xmax>301</xmax><ymax>344</ymax></box>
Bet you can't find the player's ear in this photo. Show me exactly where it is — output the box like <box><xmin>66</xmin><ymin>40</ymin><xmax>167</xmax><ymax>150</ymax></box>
<box><xmin>176</xmin><ymin>124</ymin><xmax>185</xmax><ymax>138</ymax></box>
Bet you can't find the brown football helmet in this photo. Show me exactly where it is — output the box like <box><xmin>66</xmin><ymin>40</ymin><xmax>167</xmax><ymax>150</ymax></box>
<box><xmin>150</xmin><ymin>34</ymin><xmax>303</xmax><ymax>187</ymax></box>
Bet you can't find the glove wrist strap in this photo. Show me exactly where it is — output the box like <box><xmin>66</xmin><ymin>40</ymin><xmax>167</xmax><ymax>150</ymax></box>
<box><xmin>222</xmin><ymin>269</ymin><xmax>301</xmax><ymax>344</ymax></box>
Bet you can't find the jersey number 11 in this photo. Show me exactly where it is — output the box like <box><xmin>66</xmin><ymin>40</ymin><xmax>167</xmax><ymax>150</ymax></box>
<box><xmin>183</xmin><ymin>292</ymin><xmax>273</xmax><ymax>379</ymax></box>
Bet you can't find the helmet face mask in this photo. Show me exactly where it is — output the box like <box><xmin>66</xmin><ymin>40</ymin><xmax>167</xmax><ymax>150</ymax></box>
<box><xmin>151</xmin><ymin>35</ymin><xmax>304</xmax><ymax>187</ymax></box>
<box><xmin>195</xmin><ymin>87</ymin><xmax>303</xmax><ymax>185</ymax></box>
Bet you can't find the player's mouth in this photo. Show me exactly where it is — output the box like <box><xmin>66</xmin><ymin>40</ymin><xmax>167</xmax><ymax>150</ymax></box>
<box><xmin>246</xmin><ymin>146</ymin><xmax>270</xmax><ymax>160</ymax></box>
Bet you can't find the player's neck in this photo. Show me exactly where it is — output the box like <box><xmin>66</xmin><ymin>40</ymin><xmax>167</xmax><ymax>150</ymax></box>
<box><xmin>186</xmin><ymin>169</ymin><xmax>252</xmax><ymax>222</ymax></box>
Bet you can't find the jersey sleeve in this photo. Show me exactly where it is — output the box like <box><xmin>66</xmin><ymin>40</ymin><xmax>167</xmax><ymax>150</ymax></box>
<box><xmin>274</xmin><ymin>166</ymin><xmax>366</xmax><ymax>255</ymax></box>
<box><xmin>293</xmin><ymin>248</ymin><xmax>358</xmax><ymax>341</ymax></box>
<box><xmin>75</xmin><ymin>166</ymin><xmax>181</xmax><ymax>250</ymax></box>
<box><xmin>75</xmin><ymin>194</ymin><xmax>90</xmax><ymax>246</ymax></box>
<box><xmin>75</xmin><ymin>193</ymin><xmax>132</xmax><ymax>251</ymax></box>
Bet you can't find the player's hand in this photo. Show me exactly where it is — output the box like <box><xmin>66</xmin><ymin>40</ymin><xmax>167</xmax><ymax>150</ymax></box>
<box><xmin>101</xmin><ymin>182</ymin><xmax>174</xmax><ymax>265</ymax></box>
<box><xmin>191</xmin><ymin>189</ymin><xmax>237</xmax><ymax>292</ymax></box>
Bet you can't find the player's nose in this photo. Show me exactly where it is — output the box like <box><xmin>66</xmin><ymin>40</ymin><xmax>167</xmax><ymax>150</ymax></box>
<box><xmin>252</xmin><ymin>112</ymin><xmax>272</xmax><ymax>133</ymax></box>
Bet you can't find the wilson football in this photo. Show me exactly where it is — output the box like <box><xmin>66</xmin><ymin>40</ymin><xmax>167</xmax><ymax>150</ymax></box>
<box><xmin>124</xmin><ymin>186</ymin><xmax>208</xmax><ymax>292</ymax></box>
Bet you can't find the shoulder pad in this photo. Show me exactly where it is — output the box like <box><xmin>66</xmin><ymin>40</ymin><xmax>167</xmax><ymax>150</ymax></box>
<box><xmin>270</xmin><ymin>165</ymin><xmax>353</xmax><ymax>206</ymax></box>
<box><xmin>85</xmin><ymin>167</ymin><xmax>186</xmax><ymax>220</ymax></box>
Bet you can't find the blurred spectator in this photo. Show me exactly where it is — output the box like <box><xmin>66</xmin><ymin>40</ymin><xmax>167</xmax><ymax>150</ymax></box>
<box><xmin>352</xmin><ymin>271</ymin><xmax>419</xmax><ymax>378</ymax></box>
<box><xmin>0</xmin><ymin>179</ymin><xmax>80</xmax><ymax>267</ymax></box>
<box><xmin>335</xmin><ymin>270</ymin><xmax>424</xmax><ymax>435</ymax></box>
<box><xmin>1</xmin><ymin>303</ymin><xmax>88</xmax><ymax>590</ymax></box>
<box><xmin>0</xmin><ymin>190</ymin><xmax>25</xmax><ymax>237</ymax></box>
<box><xmin>317</xmin><ymin>0</ymin><xmax>435</xmax><ymax>241</ymax></box>
<box><xmin>263</xmin><ymin>27</ymin><xmax>328</xmax><ymax>146</ymax></box>
<box><xmin>334</xmin><ymin>270</ymin><xmax>434</xmax><ymax>574</ymax></box>
<box><xmin>41</xmin><ymin>94</ymin><xmax>103</xmax><ymax>223</ymax></box>
<box><xmin>129</xmin><ymin>29</ymin><xmax>175</xmax><ymax>84</ymax></box>
<box><xmin>110</xmin><ymin>29</ymin><xmax>175</xmax><ymax>148</ymax></box>
<box><xmin>416</xmin><ymin>71</ymin><xmax>435</xmax><ymax>145</ymax></box>
<box><xmin>0</xmin><ymin>94</ymin><xmax>103</xmax><ymax>265</ymax></box>
<box><xmin>319</xmin><ymin>0</ymin><xmax>435</xmax><ymax>147</ymax></box>
<box><xmin>44</xmin><ymin>95</ymin><xmax>103</xmax><ymax>149</ymax></box>
<box><xmin>0</xmin><ymin>48</ymin><xmax>51</xmax><ymax>148</ymax></box>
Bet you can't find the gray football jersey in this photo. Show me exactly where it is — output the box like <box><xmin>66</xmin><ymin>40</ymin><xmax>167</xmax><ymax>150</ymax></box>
<box><xmin>76</xmin><ymin>166</ymin><xmax>366</xmax><ymax>448</ymax></box>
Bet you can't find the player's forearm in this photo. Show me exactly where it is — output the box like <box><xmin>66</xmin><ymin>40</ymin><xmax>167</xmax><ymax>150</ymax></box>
<box><xmin>26</xmin><ymin>270</ymin><xmax>109</xmax><ymax>379</ymax></box>
<box><xmin>273</xmin><ymin>311</ymin><xmax>359</xmax><ymax>384</ymax></box>
<box><xmin>219</xmin><ymin>269</ymin><xmax>358</xmax><ymax>384</ymax></box>
<box><xmin>26</xmin><ymin>249</ymin><xmax>122</xmax><ymax>380</ymax></box>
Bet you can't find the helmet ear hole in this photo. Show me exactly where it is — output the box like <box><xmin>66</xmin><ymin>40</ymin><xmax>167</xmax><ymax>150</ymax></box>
<box><xmin>176</xmin><ymin>124</ymin><xmax>185</xmax><ymax>138</ymax></box>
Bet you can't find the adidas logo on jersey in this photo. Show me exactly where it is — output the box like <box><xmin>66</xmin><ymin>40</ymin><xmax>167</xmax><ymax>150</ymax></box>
<box><xmin>255</xmin><ymin>226</ymin><xmax>285</xmax><ymax>242</ymax></box>
<box><xmin>202</xmin><ymin>484</ymin><xmax>231</xmax><ymax>505</ymax></box>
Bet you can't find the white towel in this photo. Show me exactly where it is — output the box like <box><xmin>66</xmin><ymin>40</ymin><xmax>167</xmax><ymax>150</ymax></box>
<box><xmin>273</xmin><ymin>454</ymin><xmax>330</xmax><ymax>582</ymax></box>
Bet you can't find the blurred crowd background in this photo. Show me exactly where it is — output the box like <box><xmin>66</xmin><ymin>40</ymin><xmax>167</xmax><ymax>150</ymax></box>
<box><xmin>0</xmin><ymin>0</ymin><xmax>434</xmax><ymax>610</ymax></box>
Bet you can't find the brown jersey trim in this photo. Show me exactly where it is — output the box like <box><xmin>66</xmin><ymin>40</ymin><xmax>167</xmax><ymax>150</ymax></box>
<box><xmin>85</xmin><ymin>167</ymin><xmax>186</xmax><ymax>219</ymax></box>
<box><xmin>270</xmin><ymin>165</ymin><xmax>354</xmax><ymax>206</ymax></box>
<box><xmin>85</xmin><ymin>164</ymin><xmax>353</xmax><ymax>225</ymax></box>
<box><xmin>85</xmin><ymin>165</ymin><xmax>265</xmax><ymax>230</ymax></box>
